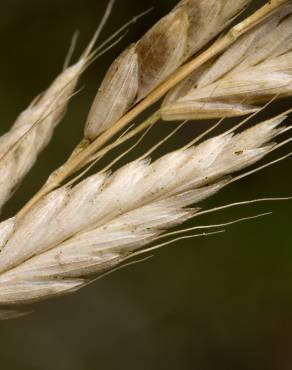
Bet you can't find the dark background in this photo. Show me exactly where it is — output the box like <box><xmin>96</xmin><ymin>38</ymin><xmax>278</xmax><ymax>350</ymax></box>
<box><xmin>0</xmin><ymin>1</ymin><xmax>292</xmax><ymax>369</ymax></box>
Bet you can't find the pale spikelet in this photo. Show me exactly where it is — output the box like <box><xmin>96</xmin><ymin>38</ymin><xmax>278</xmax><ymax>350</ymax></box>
<box><xmin>0</xmin><ymin>218</ymin><xmax>15</xmax><ymax>250</ymax></box>
<box><xmin>162</xmin><ymin>4</ymin><xmax>292</xmax><ymax>121</ymax></box>
<box><xmin>0</xmin><ymin>58</ymin><xmax>87</xmax><ymax>211</ymax></box>
<box><xmin>84</xmin><ymin>0</ymin><xmax>251</xmax><ymax>140</ymax></box>
<box><xmin>0</xmin><ymin>0</ymin><xmax>117</xmax><ymax>211</ymax></box>
<box><xmin>0</xmin><ymin>114</ymin><xmax>287</xmax><ymax>306</ymax></box>
<box><xmin>85</xmin><ymin>45</ymin><xmax>139</xmax><ymax>139</ymax></box>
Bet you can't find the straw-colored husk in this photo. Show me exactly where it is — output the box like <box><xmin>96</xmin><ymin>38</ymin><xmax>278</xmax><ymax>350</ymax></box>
<box><xmin>0</xmin><ymin>0</ymin><xmax>117</xmax><ymax>213</ymax></box>
<box><xmin>0</xmin><ymin>0</ymin><xmax>291</xmax><ymax>319</ymax></box>
<box><xmin>0</xmin><ymin>114</ymin><xmax>288</xmax><ymax>306</ymax></box>
<box><xmin>85</xmin><ymin>0</ymin><xmax>251</xmax><ymax>140</ymax></box>
<box><xmin>0</xmin><ymin>56</ymin><xmax>88</xmax><ymax>213</ymax></box>
<box><xmin>162</xmin><ymin>4</ymin><xmax>292</xmax><ymax>121</ymax></box>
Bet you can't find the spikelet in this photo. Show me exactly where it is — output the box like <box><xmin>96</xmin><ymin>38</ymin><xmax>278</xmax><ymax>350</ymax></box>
<box><xmin>84</xmin><ymin>0</ymin><xmax>251</xmax><ymax>140</ymax></box>
<box><xmin>136</xmin><ymin>8</ymin><xmax>189</xmax><ymax>102</ymax></box>
<box><xmin>0</xmin><ymin>0</ymin><xmax>117</xmax><ymax>212</ymax></box>
<box><xmin>162</xmin><ymin>4</ymin><xmax>292</xmax><ymax>121</ymax></box>
<box><xmin>175</xmin><ymin>0</ymin><xmax>250</xmax><ymax>59</ymax></box>
<box><xmin>0</xmin><ymin>114</ymin><xmax>287</xmax><ymax>306</ymax></box>
<box><xmin>0</xmin><ymin>56</ymin><xmax>90</xmax><ymax>212</ymax></box>
<box><xmin>85</xmin><ymin>45</ymin><xmax>140</xmax><ymax>139</ymax></box>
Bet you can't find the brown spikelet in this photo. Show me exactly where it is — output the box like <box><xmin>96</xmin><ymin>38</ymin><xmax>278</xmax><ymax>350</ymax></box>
<box><xmin>84</xmin><ymin>0</ymin><xmax>251</xmax><ymax>139</ymax></box>
<box><xmin>135</xmin><ymin>7</ymin><xmax>189</xmax><ymax>101</ymax></box>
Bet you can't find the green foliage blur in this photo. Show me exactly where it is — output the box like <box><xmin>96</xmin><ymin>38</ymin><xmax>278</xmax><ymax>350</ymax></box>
<box><xmin>0</xmin><ymin>1</ymin><xmax>291</xmax><ymax>369</ymax></box>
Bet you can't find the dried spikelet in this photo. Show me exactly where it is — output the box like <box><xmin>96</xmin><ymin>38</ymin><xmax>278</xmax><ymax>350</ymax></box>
<box><xmin>85</xmin><ymin>45</ymin><xmax>139</xmax><ymax>139</ymax></box>
<box><xmin>1</xmin><ymin>0</ymin><xmax>291</xmax><ymax>320</ymax></box>
<box><xmin>84</xmin><ymin>0</ymin><xmax>251</xmax><ymax>140</ymax></box>
<box><xmin>162</xmin><ymin>4</ymin><xmax>292</xmax><ymax>121</ymax></box>
<box><xmin>175</xmin><ymin>0</ymin><xmax>251</xmax><ymax>58</ymax></box>
<box><xmin>0</xmin><ymin>114</ymin><xmax>288</xmax><ymax>307</ymax></box>
<box><xmin>135</xmin><ymin>7</ymin><xmax>189</xmax><ymax>101</ymax></box>
<box><xmin>0</xmin><ymin>0</ymin><xmax>117</xmax><ymax>212</ymax></box>
<box><xmin>0</xmin><ymin>58</ymin><xmax>89</xmax><ymax>212</ymax></box>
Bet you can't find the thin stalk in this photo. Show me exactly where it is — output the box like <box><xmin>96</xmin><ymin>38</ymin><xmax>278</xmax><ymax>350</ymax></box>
<box><xmin>64</xmin><ymin>111</ymin><xmax>161</xmax><ymax>187</ymax></box>
<box><xmin>83</xmin><ymin>110</ymin><xmax>161</xmax><ymax>167</ymax></box>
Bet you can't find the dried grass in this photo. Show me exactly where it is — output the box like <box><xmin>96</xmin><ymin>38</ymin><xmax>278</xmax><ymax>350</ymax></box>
<box><xmin>0</xmin><ymin>0</ymin><xmax>291</xmax><ymax>319</ymax></box>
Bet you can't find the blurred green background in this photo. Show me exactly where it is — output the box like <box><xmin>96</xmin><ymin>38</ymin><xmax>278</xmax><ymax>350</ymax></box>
<box><xmin>0</xmin><ymin>1</ymin><xmax>292</xmax><ymax>369</ymax></box>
